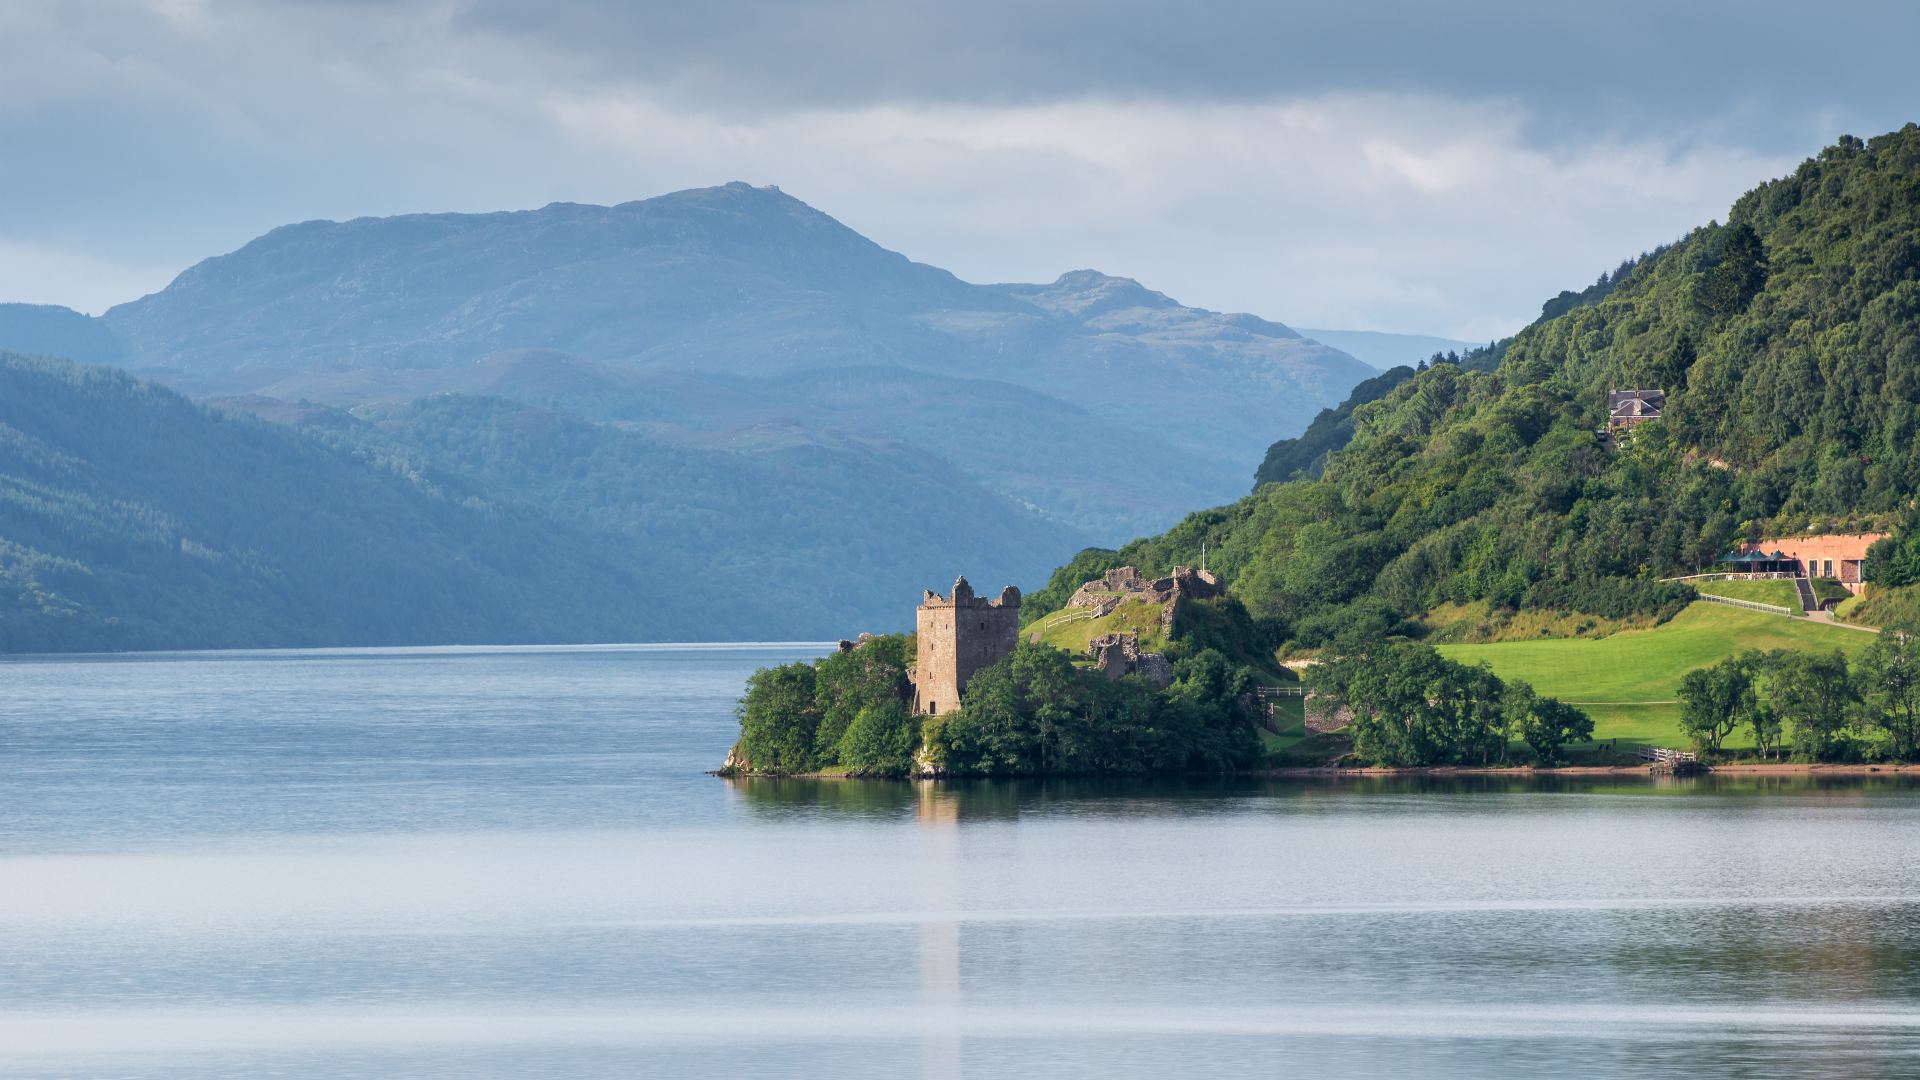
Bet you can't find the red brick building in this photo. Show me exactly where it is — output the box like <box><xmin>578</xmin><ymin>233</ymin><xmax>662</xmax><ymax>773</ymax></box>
<box><xmin>1734</xmin><ymin>533</ymin><xmax>1887</xmax><ymax>593</ymax></box>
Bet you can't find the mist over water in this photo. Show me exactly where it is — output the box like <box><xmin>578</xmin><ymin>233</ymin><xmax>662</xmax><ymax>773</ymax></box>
<box><xmin>4</xmin><ymin>646</ymin><xmax>1920</xmax><ymax>1078</ymax></box>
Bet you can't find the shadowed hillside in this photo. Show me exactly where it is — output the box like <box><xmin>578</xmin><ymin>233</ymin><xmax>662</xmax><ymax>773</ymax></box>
<box><xmin>0</xmin><ymin>353</ymin><xmax>1086</xmax><ymax>651</ymax></box>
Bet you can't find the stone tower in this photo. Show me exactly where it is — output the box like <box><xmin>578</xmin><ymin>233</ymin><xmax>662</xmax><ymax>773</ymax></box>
<box><xmin>913</xmin><ymin>576</ymin><xmax>1020</xmax><ymax>716</ymax></box>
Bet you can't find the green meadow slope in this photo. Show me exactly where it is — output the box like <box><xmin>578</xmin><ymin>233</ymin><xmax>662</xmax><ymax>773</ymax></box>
<box><xmin>1439</xmin><ymin>602</ymin><xmax>1874</xmax><ymax>749</ymax></box>
<box><xmin>1689</xmin><ymin>578</ymin><xmax>1801</xmax><ymax>609</ymax></box>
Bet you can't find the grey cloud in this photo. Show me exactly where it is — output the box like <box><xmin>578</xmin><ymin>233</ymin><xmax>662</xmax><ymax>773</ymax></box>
<box><xmin>445</xmin><ymin>0</ymin><xmax>1920</xmax><ymax>147</ymax></box>
<box><xmin>0</xmin><ymin>0</ymin><xmax>1914</xmax><ymax>332</ymax></box>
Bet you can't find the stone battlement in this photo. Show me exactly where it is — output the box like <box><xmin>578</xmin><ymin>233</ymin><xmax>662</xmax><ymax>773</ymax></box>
<box><xmin>921</xmin><ymin>576</ymin><xmax>1022</xmax><ymax>610</ymax></box>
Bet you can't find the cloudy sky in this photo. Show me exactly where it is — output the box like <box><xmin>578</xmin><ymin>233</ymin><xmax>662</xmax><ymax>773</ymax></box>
<box><xmin>3</xmin><ymin>0</ymin><xmax>1916</xmax><ymax>339</ymax></box>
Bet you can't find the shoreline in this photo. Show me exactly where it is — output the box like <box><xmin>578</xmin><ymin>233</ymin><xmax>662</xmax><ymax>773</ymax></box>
<box><xmin>720</xmin><ymin>762</ymin><xmax>1920</xmax><ymax>781</ymax></box>
<box><xmin>1250</xmin><ymin>762</ymin><xmax>1920</xmax><ymax>777</ymax></box>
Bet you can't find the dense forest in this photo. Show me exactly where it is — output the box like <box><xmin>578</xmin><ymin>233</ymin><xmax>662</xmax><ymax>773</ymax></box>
<box><xmin>1026</xmin><ymin>126</ymin><xmax>1920</xmax><ymax>647</ymax></box>
<box><xmin>1252</xmin><ymin>365</ymin><xmax>1414</xmax><ymax>486</ymax></box>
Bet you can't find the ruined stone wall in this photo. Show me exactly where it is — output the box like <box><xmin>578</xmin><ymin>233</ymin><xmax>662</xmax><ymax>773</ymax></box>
<box><xmin>914</xmin><ymin>577</ymin><xmax>1020</xmax><ymax>715</ymax></box>
<box><xmin>1067</xmin><ymin>565</ymin><xmax>1220</xmax><ymax>610</ymax></box>
<box><xmin>1086</xmin><ymin>631</ymin><xmax>1175</xmax><ymax>689</ymax></box>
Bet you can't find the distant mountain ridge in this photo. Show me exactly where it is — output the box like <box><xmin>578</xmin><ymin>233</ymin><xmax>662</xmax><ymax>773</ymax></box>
<box><xmin>0</xmin><ymin>184</ymin><xmax>1407</xmax><ymax>651</ymax></box>
<box><xmin>1294</xmin><ymin>328</ymin><xmax>1481</xmax><ymax>370</ymax></box>
<box><xmin>82</xmin><ymin>182</ymin><xmax>1373</xmax><ymax>540</ymax></box>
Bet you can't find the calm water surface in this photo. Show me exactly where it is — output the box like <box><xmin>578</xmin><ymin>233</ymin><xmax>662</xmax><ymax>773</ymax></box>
<box><xmin>4</xmin><ymin>644</ymin><xmax>1920</xmax><ymax>1078</ymax></box>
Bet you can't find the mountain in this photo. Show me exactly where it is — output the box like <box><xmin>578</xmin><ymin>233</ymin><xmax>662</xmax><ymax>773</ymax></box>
<box><xmin>1295</xmin><ymin>329</ymin><xmax>1479</xmax><ymax>370</ymax></box>
<box><xmin>1024</xmin><ymin>125</ymin><xmax>1920</xmax><ymax>645</ymax></box>
<box><xmin>0</xmin><ymin>353</ymin><xmax>1084</xmax><ymax>651</ymax></box>
<box><xmin>89</xmin><ymin>182</ymin><xmax>1373</xmax><ymax>540</ymax></box>
<box><xmin>0</xmin><ymin>303</ymin><xmax>127</xmax><ymax>366</ymax></box>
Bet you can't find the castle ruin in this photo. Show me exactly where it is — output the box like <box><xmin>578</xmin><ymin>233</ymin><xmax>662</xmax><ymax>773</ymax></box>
<box><xmin>912</xmin><ymin>576</ymin><xmax>1020</xmax><ymax>716</ymax></box>
<box><xmin>1086</xmin><ymin>631</ymin><xmax>1175</xmax><ymax>688</ymax></box>
<box><xmin>1061</xmin><ymin>565</ymin><xmax>1221</xmax><ymax>636</ymax></box>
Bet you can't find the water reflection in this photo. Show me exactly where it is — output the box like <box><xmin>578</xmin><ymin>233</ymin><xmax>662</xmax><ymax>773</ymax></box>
<box><xmin>916</xmin><ymin>784</ymin><xmax>962</xmax><ymax>1080</ymax></box>
<box><xmin>726</xmin><ymin>771</ymin><xmax>1920</xmax><ymax>820</ymax></box>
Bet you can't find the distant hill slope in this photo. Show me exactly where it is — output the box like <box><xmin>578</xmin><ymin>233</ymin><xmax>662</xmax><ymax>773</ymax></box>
<box><xmin>0</xmin><ymin>353</ymin><xmax>655</xmax><ymax>651</ymax></box>
<box><xmin>0</xmin><ymin>353</ymin><xmax>1085</xmax><ymax>652</ymax></box>
<box><xmin>1295</xmin><ymin>329</ymin><xmax>1478</xmax><ymax>370</ymax></box>
<box><xmin>1026</xmin><ymin>125</ymin><xmax>1920</xmax><ymax>644</ymax></box>
<box><xmin>93</xmin><ymin>182</ymin><xmax>1373</xmax><ymax>540</ymax></box>
<box><xmin>0</xmin><ymin>304</ymin><xmax>127</xmax><ymax>366</ymax></box>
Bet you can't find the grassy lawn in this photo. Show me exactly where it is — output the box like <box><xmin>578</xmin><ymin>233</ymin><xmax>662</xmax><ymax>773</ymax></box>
<box><xmin>1024</xmin><ymin>598</ymin><xmax>1169</xmax><ymax>655</ymax></box>
<box><xmin>1260</xmin><ymin>696</ymin><xmax>1308</xmax><ymax>748</ymax></box>
<box><xmin>1438</xmin><ymin>601</ymin><xmax>1873</xmax><ymax>749</ymax></box>
<box><xmin>1690</xmin><ymin>577</ymin><xmax>1801</xmax><ymax>610</ymax></box>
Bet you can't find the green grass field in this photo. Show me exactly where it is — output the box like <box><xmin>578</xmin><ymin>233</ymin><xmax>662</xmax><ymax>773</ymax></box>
<box><xmin>1438</xmin><ymin>601</ymin><xmax>1874</xmax><ymax>750</ymax></box>
<box><xmin>1690</xmin><ymin>577</ymin><xmax>1801</xmax><ymax>610</ymax></box>
<box><xmin>1024</xmin><ymin>598</ymin><xmax>1170</xmax><ymax>655</ymax></box>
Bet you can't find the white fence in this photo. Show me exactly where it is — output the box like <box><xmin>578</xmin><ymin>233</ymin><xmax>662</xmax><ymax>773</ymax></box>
<box><xmin>1694</xmin><ymin>592</ymin><xmax>1795</xmax><ymax>617</ymax></box>
<box><xmin>1637</xmin><ymin>746</ymin><xmax>1698</xmax><ymax>764</ymax></box>
<box><xmin>1034</xmin><ymin>608</ymin><xmax>1098</xmax><ymax>632</ymax></box>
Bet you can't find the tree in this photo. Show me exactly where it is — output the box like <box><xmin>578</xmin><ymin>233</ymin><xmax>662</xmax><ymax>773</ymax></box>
<box><xmin>737</xmin><ymin>662</ymin><xmax>823</xmax><ymax>774</ymax></box>
<box><xmin>1503</xmin><ymin>679</ymin><xmax>1594</xmax><ymax>764</ymax></box>
<box><xmin>1677</xmin><ymin>655</ymin><xmax>1756</xmax><ymax>754</ymax></box>
<box><xmin>837</xmin><ymin>700</ymin><xmax>919</xmax><ymax>776</ymax></box>
<box><xmin>1330</xmin><ymin>643</ymin><xmax>1515</xmax><ymax>767</ymax></box>
<box><xmin>1857</xmin><ymin>629</ymin><xmax>1920</xmax><ymax>759</ymax></box>
<box><xmin>1160</xmin><ymin>648</ymin><xmax>1262</xmax><ymax>771</ymax></box>
<box><xmin>1766</xmin><ymin>650</ymin><xmax>1859</xmax><ymax>761</ymax></box>
<box><xmin>1865</xmin><ymin>509</ymin><xmax>1920</xmax><ymax>587</ymax></box>
<box><xmin>1696</xmin><ymin>222</ymin><xmax>1768</xmax><ymax>318</ymax></box>
<box><xmin>813</xmin><ymin>635</ymin><xmax>912</xmax><ymax>753</ymax></box>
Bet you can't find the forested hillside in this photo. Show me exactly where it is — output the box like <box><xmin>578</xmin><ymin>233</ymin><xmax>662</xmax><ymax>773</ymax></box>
<box><xmin>0</xmin><ymin>354</ymin><xmax>661</xmax><ymax>651</ymax></box>
<box><xmin>1253</xmin><ymin>365</ymin><xmax>1414</xmax><ymax>487</ymax></box>
<box><xmin>1027</xmin><ymin>125</ymin><xmax>1920</xmax><ymax>647</ymax></box>
<box><xmin>352</xmin><ymin>395</ymin><xmax>1085</xmax><ymax>635</ymax></box>
<box><xmin>0</xmin><ymin>355</ymin><xmax>1082</xmax><ymax>651</ymax></box>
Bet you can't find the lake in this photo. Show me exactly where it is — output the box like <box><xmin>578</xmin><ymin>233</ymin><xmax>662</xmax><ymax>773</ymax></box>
<box><xmin>4</xmin><ymin>644</ymin><xmax>1920</xmax><ymax>1078</ymax></box>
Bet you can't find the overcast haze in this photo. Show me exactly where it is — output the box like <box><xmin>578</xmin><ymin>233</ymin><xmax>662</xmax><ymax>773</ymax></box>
<box><xmin>3</xmin><ymin>0</ymin><xmax>1917</xmax><ymax>339</ymax></box>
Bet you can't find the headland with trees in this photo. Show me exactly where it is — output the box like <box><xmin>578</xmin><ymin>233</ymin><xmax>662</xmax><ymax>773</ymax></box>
<box><xmin>727</xmin><ymin>126</ymin><xmax>1920</xmax><ymax>778</ymax></box>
